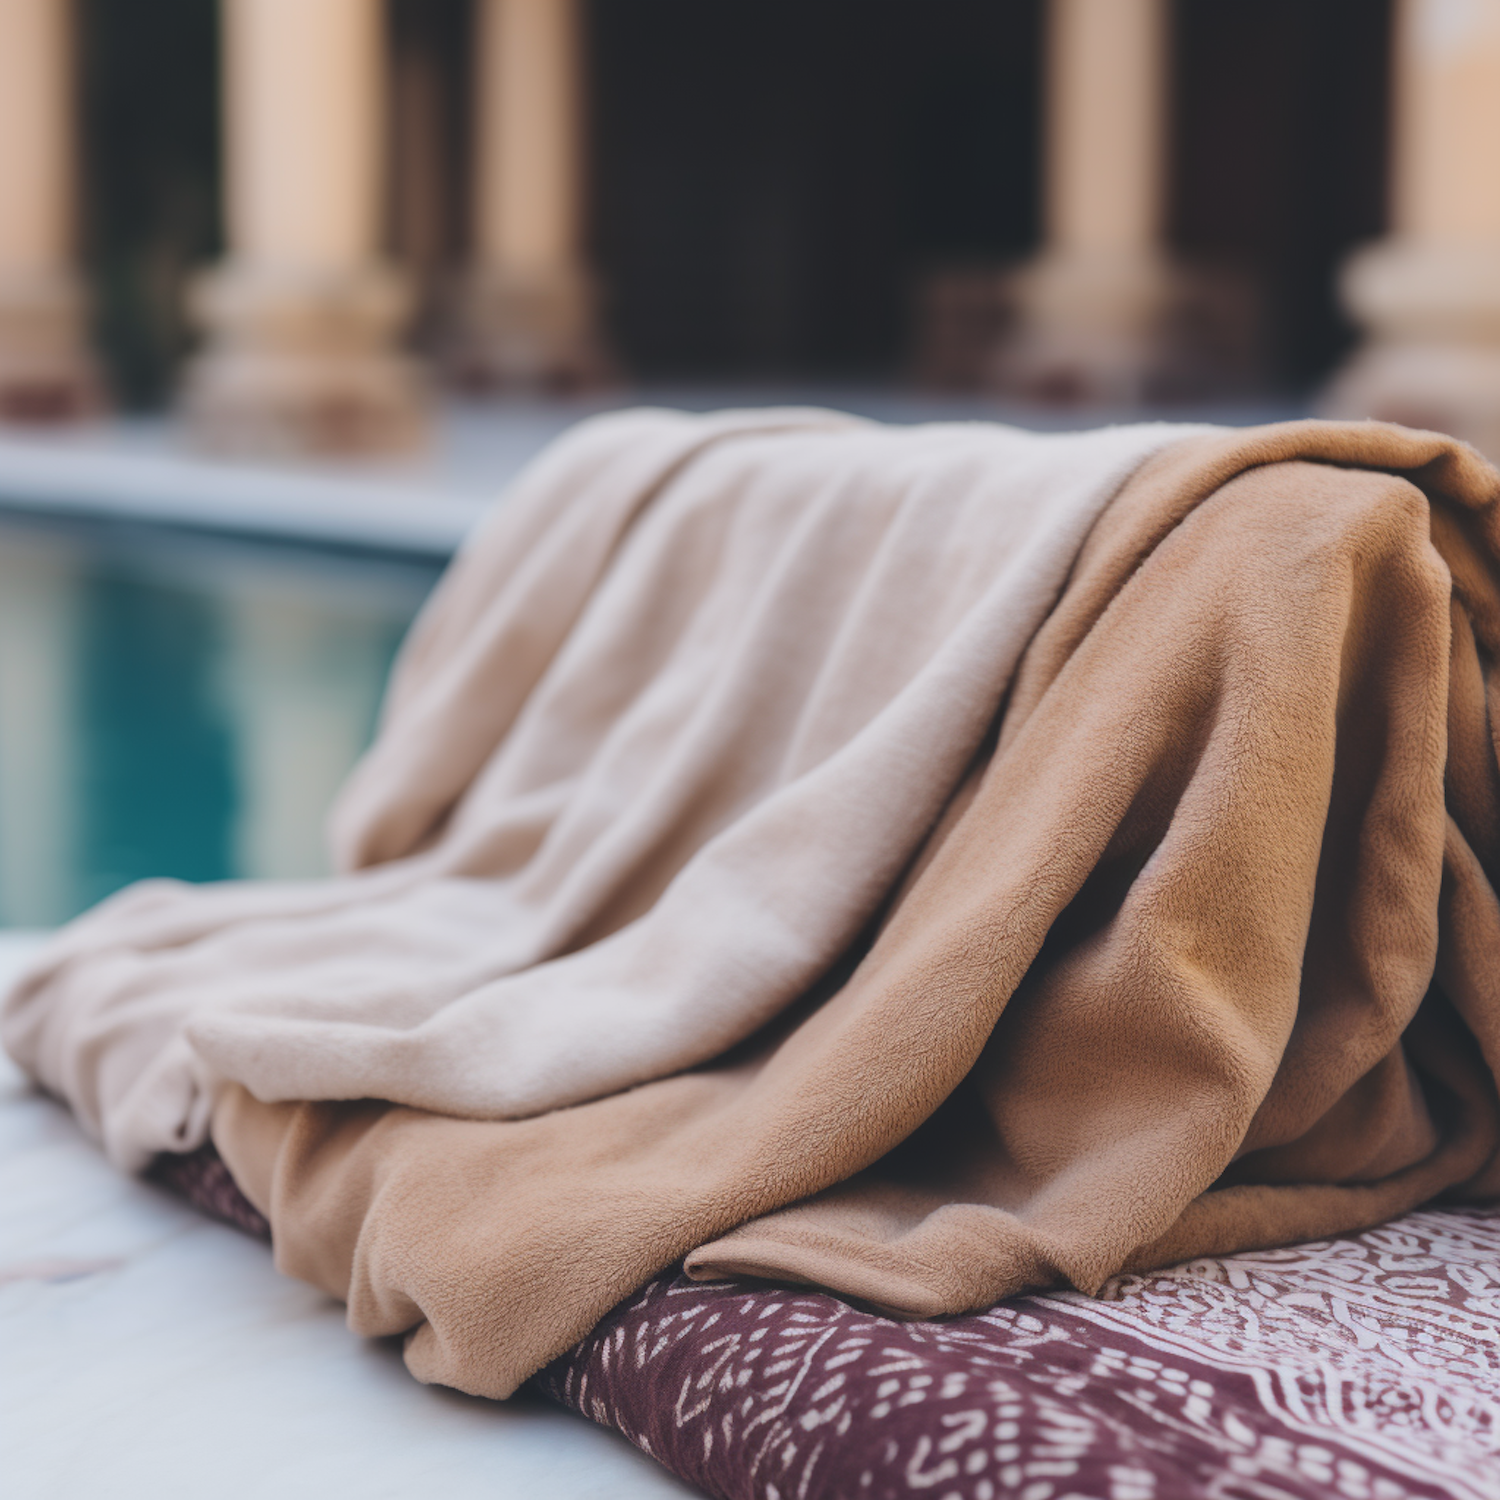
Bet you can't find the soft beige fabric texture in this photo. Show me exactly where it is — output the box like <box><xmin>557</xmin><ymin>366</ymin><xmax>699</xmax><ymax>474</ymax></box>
<box><xmin>1</xmin><ymin>407</ymin><xmax>1193</xmax><ymax>1170</ymax></box>
<box><xmin>206</xmin><ymin>419</ymin><xmax>1500</xmax><ymax>1401</ymax></box>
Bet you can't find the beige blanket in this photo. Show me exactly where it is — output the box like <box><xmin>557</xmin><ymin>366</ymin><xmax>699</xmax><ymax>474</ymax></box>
<box><xmin>0</xmin><ymin>408</ymin><xmax>1191</xmax><ymax>1169</ymax></box>
<box><xmin>210</xmin><ymin>419</ymin><xmax>1500</xmax><ymax>1401</ymax></box>
<box><xmin>7</xmin><ymin>412</ymin><xmax>1500</xmax><ymax>1403</ymax></box>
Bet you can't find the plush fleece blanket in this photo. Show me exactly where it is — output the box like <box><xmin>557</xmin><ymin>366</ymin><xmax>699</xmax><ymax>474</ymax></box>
<box><xmin>6</xmin><ymin>411</ymin><xmax>1500</xmax><ymax>1412</ymax></box>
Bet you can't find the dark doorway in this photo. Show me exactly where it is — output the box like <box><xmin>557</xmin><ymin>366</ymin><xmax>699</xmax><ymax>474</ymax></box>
<box><xmin>388</xmin><ymin>0</ymin><xmax>474</xmax><ymax>344</ymax></box>
<box><xmin>78</xmin><ymin>0</ymin><xmax>222</xmax><ymax>410</ymax></box>
<box><xmin>586</xmin><ymin>0</ymin><xmax>1043</xmax><ymax>383</ymax></box>
<box><xmin>1169</xmin><ymin>0</ymin><xmax>1392</xmax><ymax>391</ymax></box>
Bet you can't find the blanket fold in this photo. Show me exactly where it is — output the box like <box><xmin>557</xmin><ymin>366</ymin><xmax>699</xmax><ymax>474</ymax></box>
<box><xmin>7</xmin><ymin>412</ymin><xmax>1500</xmax><ymax>1402</ymax></box>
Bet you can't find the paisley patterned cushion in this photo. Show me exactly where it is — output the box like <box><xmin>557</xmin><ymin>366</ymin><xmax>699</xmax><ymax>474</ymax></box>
<box><xmin>536</xmin><ymin>1208</ymin><xmax>1500</xmax><ymax>1500</ymax></box>
<box><xmin>160</xmin><ymin>1146</ymin><xmax>1498</xmax><ymax>1500</ymax></box>
<box><xmin>150</xmin><ymin>1143</ymin><xmax>271</xmax><ymax>1241</ymax></box>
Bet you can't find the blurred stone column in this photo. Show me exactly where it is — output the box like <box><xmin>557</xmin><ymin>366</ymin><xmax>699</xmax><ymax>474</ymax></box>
<box><xmin>992</xmin><ymin>0</ymin><xmax>1183</xmax><ymax>403</ymax></box>
<box><xmin>182</xmin><ymin>0</ymin><xmax>425</xmax><ymax>455</ymax></box>
<box><xmin>1327</xmin><ymin>0</ymin><xmax>1500</xmax><ymax>456</ymax></box>
<box><xmin>0</xmin><ymin>0</ymin><xmax>100</xmax><ymax>422</ymax></box>
<box><xmin>454</xmin><ymin>0</ymin><xmax>605</xmax><ymax>389</ymax></box>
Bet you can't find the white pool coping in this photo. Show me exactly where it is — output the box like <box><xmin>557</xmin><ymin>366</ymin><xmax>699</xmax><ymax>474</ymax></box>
<box><xmin>0</xmin><ymin>435</ymin><xmax>491</xmax><ymax>555</ymax></box>
<box><xmin>0</xmin><ymin>401</ymin><xmax>598</xmax><ymax>556</ymax></box>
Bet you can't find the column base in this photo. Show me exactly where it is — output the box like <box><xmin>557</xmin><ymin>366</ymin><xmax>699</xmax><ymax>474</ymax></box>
<box><xmin>911</xmin><ymin>267</ymin><xmax>1011</xmax><ymax>391</ymax></box>
<box><xmin>181</xmin><ymin>263</ymin><xmax>427</xmax><ymax>458</ymax></box>
<box><xmin>1324</xmin><ymin>240</ymin><xmax>1500</xmax><ymax>458</ymax></box>
<box><xmin>985</xmin><ymin>250</ymin><xmax>1254</xmax><ymax>406</ymax></box>
<box><xmin>0</xmin><ymin>270</ymin><xmax>104</xmax><ymax>424</ymax></box>
<box><xmin>447</xmin><ymin>263</ymin><xmax>609</xmax><ymax>392</ymax></box>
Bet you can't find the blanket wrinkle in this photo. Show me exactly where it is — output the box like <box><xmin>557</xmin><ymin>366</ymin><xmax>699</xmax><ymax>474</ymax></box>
<box><xmin>9</xmin><ymin>411</ymin><xmax>1500</xmax><ymax>1405</ymax></box>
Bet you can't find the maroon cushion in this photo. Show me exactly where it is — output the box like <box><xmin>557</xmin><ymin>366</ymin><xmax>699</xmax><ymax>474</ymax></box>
<box><xmin>536</xmin><ymin>1211</ymin><xmax>1500</xmax><ymax>1500</ymax></box>
<box><xmin>156</xmin><ymin>1146</ymin><xmax>1499</xmax><ymax>1500</ymax></box>
<box><xmin>149</xmin><ymin>1143</ymin><xmax>270</xmax><ymax>1241</ymax></box>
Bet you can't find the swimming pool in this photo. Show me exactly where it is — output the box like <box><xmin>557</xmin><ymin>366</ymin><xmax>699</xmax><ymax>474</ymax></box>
<box><xmin>0</xmin><ymin>509</ymin><xmax>445</xmax><ymax>927</ymax></box>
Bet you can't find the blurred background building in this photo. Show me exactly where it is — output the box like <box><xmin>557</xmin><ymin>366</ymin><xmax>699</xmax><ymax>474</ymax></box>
<box><xmin>0</xmin><ymin>0</ymin><xmax>1498</xmax><ymax>454</ymax></box>
<box><xmin>1</xmin><ymin>0</ymin><xmax>1499</xmax><ymax>918</ymax></box>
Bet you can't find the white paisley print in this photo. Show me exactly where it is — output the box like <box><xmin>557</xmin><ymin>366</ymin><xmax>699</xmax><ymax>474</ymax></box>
<box><xmin>158</xmin><ymin>1148</ymin><xmax>1498</xmax><ymax>1500</ymax></box>
<box><xmin>537</xmin><ymin>1208</ymin><xmax>1500</xmax><ymax>1500</ymax></box>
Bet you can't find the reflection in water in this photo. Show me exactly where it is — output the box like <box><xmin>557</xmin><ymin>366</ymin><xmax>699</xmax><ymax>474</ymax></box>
<box><xmin>81</xmin><ymin>566</ymin><xmax>235</xmax><ymax>906</ymax></box>
<box><xmin>0</xmin><ymin>537</ymin><xmax>81</xmax><ymax>926</ymax></box>
<box><xmin>0</xmin><ymin>512</ymin><xmax>442</xmax><ymax>926</ymax></box>
<box><xmin>216</xmin><ymin>585</ymin><xmax>409</xmax><ymax>882</ymax></box>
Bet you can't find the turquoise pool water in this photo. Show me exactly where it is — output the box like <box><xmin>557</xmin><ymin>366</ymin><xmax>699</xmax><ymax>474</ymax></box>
<box><xmin>0</xmin><ymin>510</ymin><xmax>445</xmax><ymax>927</ymax></box>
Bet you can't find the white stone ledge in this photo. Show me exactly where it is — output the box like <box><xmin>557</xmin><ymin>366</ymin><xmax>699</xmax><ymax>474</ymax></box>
<box><xmin>0</xmin><ymin>402</ymin><xmax>596</xmax><ymax>556</ymax></box>
<box><xmin>0</xmin><ymin>435</ymin><xmax>491</xmax><ymax>557</ymax></box>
